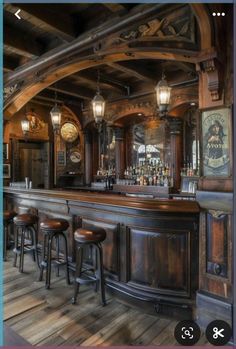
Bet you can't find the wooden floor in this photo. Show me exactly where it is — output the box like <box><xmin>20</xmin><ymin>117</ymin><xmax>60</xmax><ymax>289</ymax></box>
<box><xmin>4</xmin><ymin>253</ymin><xmax>209</xmax><ymax>346</ymax></box>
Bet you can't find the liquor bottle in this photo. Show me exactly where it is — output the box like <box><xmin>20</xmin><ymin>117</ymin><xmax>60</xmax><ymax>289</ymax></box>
<box><xmin>136</xmin><ymin>176</ymin><xmax>140</xmax><ymax>185</ymax></box>
<box><xmin>164</xmin><ymin>176</ymin><xmax>169</xmax><ymax>187</ymax></box>
<box><xmin>153</xmin><ymin>175</ymin><xmax>157</xmax><ymax>186</ymax></box>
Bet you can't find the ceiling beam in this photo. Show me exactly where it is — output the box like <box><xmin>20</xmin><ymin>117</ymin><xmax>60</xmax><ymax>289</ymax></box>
<box><xmin>107</xmin><ymin>62</ymin><xmax>155</xmax><ymax>84</ymax></box>
<box><xmin>102</xmin><ymin>4</ymin><xmax>127</xmax><ymax>13</ymax></box>
<box><xmin>4</xmin><ymin>4</ymin><xmax>76</xmax><ymax>42</ymax></box>
<box><xmin>34</xmin><ymin>91</ymin><xmax>82</xmax><ymax>108</ymax></box>
<box><xmin>3</xmin><ymin>55</ymin><xmax>19</xmax><ymax>72</ymax></box>
<box><xmin>162</xmin><ymin>61</ymin><xmax>196</xmax><ymax>74</ymax></box>
<box><xmin>71</xmin><ymin>72</ymin><xmax>128</xmax><ymax>94</ymax></box>
<box><xmin>4</xmin><ymin>25</ymin><xmax>42</xmax><ymax>58</ymax></box>
<box><xmin>34</xmin><ymin>94</ymin><xmax>65</xmax><ymax>104</ymax></box>
<box><xmin>47</xmin><ymin>81</ymin><xmax>94</xmax><ymax>100</ymax></box>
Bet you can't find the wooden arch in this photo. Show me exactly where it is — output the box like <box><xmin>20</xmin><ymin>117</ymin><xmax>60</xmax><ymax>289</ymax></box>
<box><xmin>4</xmin><ymin>4</ymin><xmax>213</xmax><ymax>119</ymax></box>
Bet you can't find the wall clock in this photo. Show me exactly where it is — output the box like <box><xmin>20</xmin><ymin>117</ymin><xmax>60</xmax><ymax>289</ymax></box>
<box><xmin>60</xmin><ymin>122</ymin><xmax>78</xmax><ymax>143</ymax></box>
<box><xmin>69</xmin><ymin>149</ymin><xmax>81</xmax><ymax>163</ymax></box>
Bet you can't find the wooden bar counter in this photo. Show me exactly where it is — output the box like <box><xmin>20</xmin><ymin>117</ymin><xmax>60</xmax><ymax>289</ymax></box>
<box><xmin>4</xmin><ymin>187</ymin><xmax>199</xmax><ymax>318</ymax></box>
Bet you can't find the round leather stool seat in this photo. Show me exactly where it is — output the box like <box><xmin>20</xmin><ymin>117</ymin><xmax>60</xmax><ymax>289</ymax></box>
<box><xmin>40</xmin><ymin>218</ymin><xmax>69</xmax><ymax>232</ymax></box>
<box><xmin>4</xmin><ymin>210</ymin><xmax>17</xmax><ymax>222</ymax></box>
<box><xmin>74</xmin><ymin>227</ymin><xmax>106</xmax><ymax>244</ymax></box>
<box><xmin>14</xmin><ymin>213</ymin><xmax>38</xmax><ymax>227</ymax></box>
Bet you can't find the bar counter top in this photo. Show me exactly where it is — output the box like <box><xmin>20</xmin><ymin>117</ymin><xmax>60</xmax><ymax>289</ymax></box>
<box><xmin>4</xmin><ymin>187</ymin><xmax>199</xmax><ymax>213</ymax></box>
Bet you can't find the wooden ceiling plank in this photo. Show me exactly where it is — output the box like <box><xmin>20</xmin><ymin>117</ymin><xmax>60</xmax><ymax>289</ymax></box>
<box><xmin>162</xmin><ymin>61</ymin><xmax>196</xmax><ymax>74</ymax></box>
<box><xmin>72</xmin><ymin>72</ymin><xmax>127</xmax><ymax>94</ymax></box>
<box><xmin>4</xmin><ymin>25</ymin><xmax>41</xmax><ymax>58</ymax></box>
<box><xmin>3</xmin><ymin>55</ymin><xmax>19</xmax><ymax>72</ymax></box>
<box><xmin>102</xmin><ymin>4</ymin><xmax>127</xmax><ymax>13</ymax></box>
<box><xmin>35</xmin><ymin>92</ymin><xmax>82</xmax><ymax>107</ymax></box>
<box><xmin>107</xmin><ymin>62</ymin><xmax>155</xmax><ymax>84</ymax></box>
<box><xmin>47</xmin><ymin>81</ymin><xmax>93</xmax><ymax>100</ymax></box>
<box><xmin>5</xmin><ymin>4</ymin><xmax>75</xmax><ymax>42</ymax></box>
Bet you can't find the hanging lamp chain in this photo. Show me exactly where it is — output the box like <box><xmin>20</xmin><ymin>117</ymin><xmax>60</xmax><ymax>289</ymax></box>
<box><xmin>55</xmin><ymin>85</ymin><xmax>58</xmax><ymax>104</ymax></box>
<box><xmin>97</xmin><ymin>69</ymin><xmax>100</xmax><ymax>94</ymax></box>
<box><xmin>162</xmin><ymin>70</ymin><xmax>166</xmax><ymax>80</ymax></box>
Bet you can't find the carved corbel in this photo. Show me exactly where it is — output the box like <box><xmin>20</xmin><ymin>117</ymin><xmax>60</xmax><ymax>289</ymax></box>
<box><xmin>208</xmin><ymin>209</ymin><xmax>226</xmax><ymax>219</ymax></box>
<box><xmin>201</xmin><ymin>58</ymin><xmax>222</xmax><ymax>102</ymax></box>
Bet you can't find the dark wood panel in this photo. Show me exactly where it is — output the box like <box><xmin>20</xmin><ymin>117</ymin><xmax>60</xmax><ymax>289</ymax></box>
<box><xmin>198</xmin><ymin>192</ymin><xmax>232</xmax><ymax>301</ymax></box>
<box><xmin>129</xmin><ymin>228</ymin><xmax>190</xmax><ymax>296</ymax></box>
<box><xmin>206</xmin><ymin>213</ymin><xmax>228</xmax><ymax>278</ymax></box>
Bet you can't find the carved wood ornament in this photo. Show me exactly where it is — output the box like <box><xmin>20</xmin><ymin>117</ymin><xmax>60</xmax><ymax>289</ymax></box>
<box><xmin>201</xmin><ymin>58</ymin><xmax>222</xmax><ymax>102</ymax></box>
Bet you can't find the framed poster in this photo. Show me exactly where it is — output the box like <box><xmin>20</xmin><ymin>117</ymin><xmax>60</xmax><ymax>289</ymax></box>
<box><xmin>202</xmin><ymin>108</ymin><xmax>231</xmax><ymax>177</ymax></box>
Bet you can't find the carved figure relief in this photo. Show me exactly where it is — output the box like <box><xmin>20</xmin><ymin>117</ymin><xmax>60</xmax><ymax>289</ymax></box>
<box><xmin>3</xmin><ymin>84</ymin><xmax>18</xmax><ymax>100</ymax></box>
<box><xmin>120</xmin><ymin>9</ymin><xmax>193</xmax><ymax>43</ymax></box>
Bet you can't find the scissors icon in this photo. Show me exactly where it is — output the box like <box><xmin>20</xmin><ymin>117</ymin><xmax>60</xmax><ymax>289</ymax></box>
<box><xmin>213</xmin><ymin>327</ymin><xmax>224</xmax><ymax>339</ymax></box>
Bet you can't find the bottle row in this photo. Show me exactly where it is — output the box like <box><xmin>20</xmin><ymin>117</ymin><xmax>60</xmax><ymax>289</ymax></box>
<box><xmin>124</xmin><ymin>161</ymin><xmax>171</xmax><ymax>178</ymax></box>
<box><xmin>180</xmin><ymin>163</ymin><xmax>199</xmax><ymax>177</ymax></box>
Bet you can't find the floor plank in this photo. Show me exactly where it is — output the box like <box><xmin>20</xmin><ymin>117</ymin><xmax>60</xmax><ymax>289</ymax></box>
<box><xmin>4</xmin><ymin>252</ymin><xmax>210</xmax><ymax>346</ymax></box>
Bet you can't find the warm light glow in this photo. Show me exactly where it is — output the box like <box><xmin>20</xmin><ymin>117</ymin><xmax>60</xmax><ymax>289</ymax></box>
<box><xmin>155</xmin><ymin>76</ymin><xmax>171</xmax><ymax>113</ymax></box>
<box><xmin>50</xmin><ymin>104</ymin><xmax>62</xmax><ymax>132</ymax></box>
<box><xmin>92</xmin><ymin>91</ymin><xmax>105</xmax><ymax>124</ymax></box>
<box><xmin>21</xmin><ymin>119</ymin><xmax>30</xmax><ymax>135</ymax></box>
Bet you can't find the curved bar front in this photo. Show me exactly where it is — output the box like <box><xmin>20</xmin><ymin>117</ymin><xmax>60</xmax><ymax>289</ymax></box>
<box><xmin>4</xmin><ymin>187</ymin><xmax>199</xmax><ymax>318</ymax></box>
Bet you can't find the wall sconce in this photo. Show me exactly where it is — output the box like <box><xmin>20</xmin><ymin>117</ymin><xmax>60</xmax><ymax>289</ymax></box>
<box><xmin>155</xmin><ymin>72</ymin><xmax>172</xmax><ymax>119</ymax></box>
<box><xmin>21</xmin><ymin>119</ymin><xmax>30</xmax><ymax>137</ymax></box>
<box><xmin>50</xmin><ymin>90</ymin><xmax>61</xmax><ymax>133</ymax></box>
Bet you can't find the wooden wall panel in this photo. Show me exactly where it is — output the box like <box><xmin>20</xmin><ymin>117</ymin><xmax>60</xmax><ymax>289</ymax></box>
<box><xmin>128</xmin><ymin>228</ymin><xmax>190</xmax><ymax>297</ymax></box>
<box><xmin>199</xmin><ymin>211</ymin><xmax>232</xmax><ymax>299</ymax></box>
<box><xmin>206</xmin><ymin>214</ymin><xmax>228</xmax><ymax>278</ymax></box>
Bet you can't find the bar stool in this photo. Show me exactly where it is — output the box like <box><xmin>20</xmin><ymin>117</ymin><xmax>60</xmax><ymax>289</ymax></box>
<box><xmin>39</xmin><ymin>218</ymin><xmax>70</xmax><ymax>289</ymax></box>
<box><xmin>3</xmin><ymin>210</ymin><xmax>17</xmax><ymax>261</ymax></box>
<box><xmin>13</xmin><ymin>213</ymin><xmax>39</xmax><ymax>272</ymax></box>
<box><xmin>72</xmin><ymin>227</ymin><xmax>106</xmax><ymax>306</ymax></box>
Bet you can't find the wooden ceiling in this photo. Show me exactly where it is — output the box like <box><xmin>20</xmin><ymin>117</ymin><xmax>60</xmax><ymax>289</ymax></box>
<box><xmin>4</xmin><ymin>3</ymin><xmax>202</xmax><ymax>112</ymax></box>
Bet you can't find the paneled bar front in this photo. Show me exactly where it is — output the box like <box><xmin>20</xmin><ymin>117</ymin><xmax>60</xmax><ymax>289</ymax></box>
<box><xmin>4</xmin><ymin>187</ymin><xmax>199</xmax><ymax>318</ymax></box>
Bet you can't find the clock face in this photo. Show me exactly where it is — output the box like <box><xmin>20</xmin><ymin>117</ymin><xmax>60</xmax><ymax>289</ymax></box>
<box><xmin>69</xmin><ymin>150</ymin><xmax>81</xmax><ymax>163</ymax></box>
<box><xmin>60</xmin><ymin>122</ymin><xmax>78</xmax><ymax>143</ymax></box>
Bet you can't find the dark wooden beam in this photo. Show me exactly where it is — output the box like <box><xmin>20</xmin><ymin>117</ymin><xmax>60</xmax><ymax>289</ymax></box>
<box><xmin>34</xmin><ymin>92</ymin><xmax>82</xmax><ymax>108</ymax></box>
<box><xmin>4</xmin><ymin>25</ymin><xmax>41</xmax><ymax>58</ymax></box>
<box><xmin>162</xmin><ymin>61</ymin><xmax>196</xmax><ymax>74</ymax></box>
<box><xmin>107</xmin><ymin>62</ymin><xmax>155</xmax><ymax>84</ymax></box>
<box><xmin>34</xmin><ymin>94</ymin><xmax>65</xmax><ymax>104</ymax></box>
<box><xmin>102</xmin><ymin>3</ymin><xmax>127</xmax><ymax>13</ymax></box>
<box><xmin>4</xmin><ymin>4</ymin><xmax>76</xmax><ymax>42</ymax></box>
<box><xmin>30</xmin><ymin>99</ymin><xmax>54</xmax><ymax>108</ymax></box>
<box><xmin>4</xmin><ymin>3</ymin><xmax>171</xmax><ymax>84</ymax></box>
<box><xmin>48</xmin><ymin>81</ymin><xmax>94</xmax><ymax>100</ymax></box>
<box><xmin>72</xmin><ymin>72</ymin><xmax>128</xmax><ymax>94</ymax></box>
<box><xmin>3</xmin><ymin>55</ymin><xmax>19</xmax><ymax>72</ymax></box>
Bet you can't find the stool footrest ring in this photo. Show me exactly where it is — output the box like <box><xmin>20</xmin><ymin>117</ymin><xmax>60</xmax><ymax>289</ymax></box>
<box><xmin>75</xmin><ymin>276</ymin><xmax>97</xmax><ymax>285</ymax></box>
